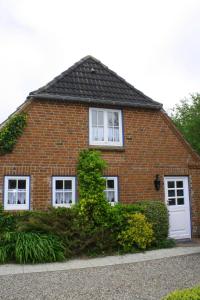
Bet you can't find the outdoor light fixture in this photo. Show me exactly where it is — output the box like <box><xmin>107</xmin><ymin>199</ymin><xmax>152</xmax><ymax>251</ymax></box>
<box><xmin>154</xmin><ymin>174</ymin><xmax>161</xmax><ymax>191</ymax></box>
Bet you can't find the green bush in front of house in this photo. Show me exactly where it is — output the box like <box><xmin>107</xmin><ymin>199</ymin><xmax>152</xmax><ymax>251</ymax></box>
<box><xmin>162</xmin><ymin>286</ymin><xmax>200</xmax><ymax>300</ymax></box>
<box><xmin>0</xmin><ymin>200</ymin><xmax>171</xmax><ymax>263</ymax></box>
<box><xmin>0</xmin><ymin>150</ymin><xmax>172</xmax><ymax>263</ymax></box>
<box><xmin>118</xmin><ymin>213</ymin><xmax>154</xmax><ymax>251</ymax></box>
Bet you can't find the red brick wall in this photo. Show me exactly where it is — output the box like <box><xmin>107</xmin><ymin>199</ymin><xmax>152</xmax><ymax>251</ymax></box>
<box><xmin>0</xmin><ymin>99</ymin><xmax>200</xmax><ymax>235</ymax></box>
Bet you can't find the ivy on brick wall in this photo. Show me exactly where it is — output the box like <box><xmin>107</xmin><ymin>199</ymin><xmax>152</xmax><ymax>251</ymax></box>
<box><xmin>0</xmin><ymin>113</ymin><xmax>27</xmax><ymax>155</ymax></box>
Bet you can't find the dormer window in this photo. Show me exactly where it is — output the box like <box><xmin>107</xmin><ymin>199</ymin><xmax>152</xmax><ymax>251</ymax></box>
<box><xmin>89</xmin><ymin>108</ymin><xmax>123</xmax><ymax>146</ymax></box>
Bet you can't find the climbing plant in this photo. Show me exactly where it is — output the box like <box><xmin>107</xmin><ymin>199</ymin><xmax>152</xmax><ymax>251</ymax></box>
<box><xmin>77</xmin><ymin>149</ymin><xmax>107</xmax><ymax>200</ymax></box>
<box><xmin>77</xmin><ymin>149</ymin><xmax>110</xmax><ymax>226</ymax></box>
<box><xmin>0</xmin><ymin>113</ymin><xmax>27</xmax><ymax>155</ymax></box>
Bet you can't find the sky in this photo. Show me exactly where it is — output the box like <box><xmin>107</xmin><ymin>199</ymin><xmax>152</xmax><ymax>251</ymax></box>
<box><xmin>0</xmin><ymin>0</ymin><xmax>199</xmax><ymax>123</ymax></box>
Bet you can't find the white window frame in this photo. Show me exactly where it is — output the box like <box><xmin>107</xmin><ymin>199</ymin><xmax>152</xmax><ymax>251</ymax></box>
<box><xmin>52</xmin><ymin>176</ymin><xmax>76</xmax><ymax>208</ymax></box>
<box><xmin>104</xmin><ymin>176</ymin><xmax>118</xmax><ymax>206</ymax></box>
<box><xmin>89</xmin><ymin>108</ymin><xmax>123</xmax><ymax>146</ymax></box>
<box><xmin>4</xmin><ymin>176</ymin><xmax>30</xmax><ymax>210</ymax></box>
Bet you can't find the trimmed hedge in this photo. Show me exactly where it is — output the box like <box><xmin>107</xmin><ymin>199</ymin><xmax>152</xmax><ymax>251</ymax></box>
<box><xmin>162</xmin><ymin>286</ymin><xmax>200</xmax><ymax>300</ymax></box>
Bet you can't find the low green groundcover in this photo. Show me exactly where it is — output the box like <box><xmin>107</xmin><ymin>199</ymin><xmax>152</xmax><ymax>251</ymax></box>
<box><xmin>163</xmin><ymin>286</ymin><xmax>200</xmax><ymax>300</ymax></box>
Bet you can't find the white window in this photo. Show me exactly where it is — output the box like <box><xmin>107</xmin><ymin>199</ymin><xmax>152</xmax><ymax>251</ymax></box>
<box><xmin>104</xmin><ymin>177</ymin><xmax>118</xmax><ymax>205</ymax></box>
<box><xmin>4</xmin><ymin>176</ymin><xmax>30</xmax><ymax>210</ymax></box>
<box><xmin>89</xmin><ymin>108</ymin><xmax>123</xmax><ymax>146</ymax></box>
<box><xmin>52</xmin><ymin>177</ymin><xmax>76</xmax><ymax>208</ymax></box>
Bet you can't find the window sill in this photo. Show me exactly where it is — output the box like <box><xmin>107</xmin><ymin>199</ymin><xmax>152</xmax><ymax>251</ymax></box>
<box><xmin>88</xmin><ymin>145</ymin><xmax>125</xmax><ymax>152</ymax></box>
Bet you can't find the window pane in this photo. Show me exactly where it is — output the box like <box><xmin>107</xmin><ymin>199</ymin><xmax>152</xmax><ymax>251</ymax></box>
<box><xmin>8</xmin><ymin>180</ymin><xmax>16</xmax><ymax>189</ymax></box>
<box><xmin>18</xmin><ymin>180</ymin><xmax>26</xmax><ymax>189</ymax></box>
<box><xmin>107</xmin><ymin>180</ymin><xmax>114</xmax><ymax>189</ymax></box>
<box><xmin>18</xmin><ymin>191</ymin><xmax>26</xmax><ymax>204</ymax></box>
<box><xmin>98</xmin><ymin>127</ymin><xmax>104</xmax><ymax>141</ymax></box>
<box><xmin>92</xmin><ymin>127</ymin><xmax>98</xmax><ymax>141</ymax></box>
<box><xmin>64</xmin><ymin>180</ymin><xmax>72</xmax><ymax>190</ymax></box>
<box><xmin>176</xmin><ymin>181</ymin><xmax>183</xmax><ymax>188</ymax></box>
<box><xmin>177</xmin><ymin>198</ymin><xmax>184</xmax><ymax>205</ymax></box>
<box><xmin>177</xmin><ymin>189</ymin><xmax>184</xmax><ymax>197</ymax></box>
<box><xmin>107</xmin><ymin>191</ymin><xmax>115</xmax><ymax>202</ymax></box>
<box><xmin>98</xmin><ymin>111</ymin><xmax>104</xmax><ymax>126</ymax></box>
<box><xmin>114</xmin><ymin>112</ymin><xmax>119</xmax><ymax>126</ymax></box>
<box><xmin>92</xmin><ymin>110</ymin><xmax>97</xmax><ymax>126</ymax></box>
<box><xmin>56</xmin><ymin>180</ymin><xmax>63</xmax><ymax>190</ymax></box>
<box><xmin>64</xmin><ymin>192</ymin><xmax>72</xmax><ymax>204</ymax></box>
<box><xmin>114</xmin><ymin>128</ymin><xmax>119</xmax><ymax>142</ymax></box>
<box><xmin>8</xmin><ymin>192</ymin><xmax>17</xmax><ymax>204</ymax></box>
<box><xmin>108</xmin><ymin>127</ymin><xmax>113</xmax><ymax>141</ymax></box>
<box><xmin>168</xmin><ymin>198</ymin><xmax>176</xmax><ymax>205</ymax></box>
<box><xmin>55</xmin><ymin>191</ymin><xmax>63</xmax><ymax>204</ymax></box>
<box><xmin>108</xmin><ymin>112</ymin><xmax>113</xmax><ymax>126</ymax></box>
<box><xmin>168</xmin><ymin>181</ymin><xmax>174</xmax><ymax>188</ymax></box>
<box><xmin>168</xmin><ymin>190</ymin><xmax>175</xmax><ymax>197</ymax></box>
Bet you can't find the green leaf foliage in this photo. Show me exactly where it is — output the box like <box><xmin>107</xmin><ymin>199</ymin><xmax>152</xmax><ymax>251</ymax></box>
<box><xmin>77</xmin><ymin>149</ymin><xmax>107</xmax><ymax>199</ymax></box>
<box><xmin>0</xmin><ymin>230</ymin><xmax>65</xmax><ymax>264</ymax></box>
<box><xmin>111</xmin><ymin>201</ymin><xmax>169</xmax><ymax>245</ymax></box>
<box><xmin>0</xmin><ymin>149</ymin><xmax>171</xmax><ymax>263</ymax></box>
<box><xmin>0</xmin><ymin>232</ymin><xmax>16</xmax><ymax>263</ymax></box>
<box><xmin>0</xmin><ymin>113</ymin><xmax>27</xmax><ymax>155</ymax></box>
<box><xmin>171</xmin><ymin>93</ymin><xmax>200</xmax><ymax>154</ymax></box>
<box><xmin>162</xmin><ymin>286</ymin><xmax>200</xmax><ymax>300</ymax></box>
<box><xmin>118</xmin><ymin>213</ymin><xmax>154</xmax><ymax>251</ymax></box>
<box><xmin>0</xmin><ymin>199</ymin><xmax>170</xmax><ymax>263</ymax></box>
<box><xmin>136</xmin><ymin>201</ymin><xmax>169</xmax><ymax>244</ymax></box>
<box><xmin>15</xmin><ymin>232</ymin><xmax>65</xmax><ymax>264</ymax></box>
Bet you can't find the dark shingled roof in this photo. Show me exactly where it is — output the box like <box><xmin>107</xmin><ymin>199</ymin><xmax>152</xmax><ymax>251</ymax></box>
<box><xmin>28</xmin><ymin>56</ymin><xmax>162</xmax><ymax>110</ymax></box>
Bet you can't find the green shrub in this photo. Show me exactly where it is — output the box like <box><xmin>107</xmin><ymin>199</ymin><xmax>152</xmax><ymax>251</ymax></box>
<box><xmin>136</xmin><ymin>201</ymin><xmax>169</xmax><ymax>243</ymax></box>
<box><xmin>162</xmin><ymin>286</ymin><xmax>200</xmax><ymax>300</ymax></box>
<box><xmin>77</xmin><ymin>149</ymin><xmax>113</xmax><ymax>254</ymax></box>
<box><xmin>0</xmin><ymin>232</ymin><xmax>17</xmax><ymax>263</ymax></box>
<box><xmin>0</xmin><ymin>211</ymin><xmax>17</xmax><ymax>233</ymax></box>
<box><xmin>0</xmin><ymin>201</ymin><xmax>171</xmax><ymax>262</ymax></box>
<box><xmin>155</xmin><ymin>238</ymin><xmax>176</xmax><ymax>249</ymax></box>
<box><xmin>15</xmin><ymin>232</ymin><xmax>65</xmax><ymax>264</ymax></box>
<box><xmin>0</xmin><ymin>113</ymin><xmax>27</xmax><ymax>155</ymax></box>
<box><xmin>77</xmin><ymin>149</ymin><xmax>107</xmax><ymax>200</ymax></box>
<box><xmin>78</xmin><ymin>196</ymin><xmax>111</xmax><ymax>227</ymax></box>
<box><xmin>118</xmin><ymin>213</ymin><xmax>154</xmax><ymax>251</ymax></box>
<box><xmin>109</xmin><ymin>201</ymin><xmax>169</xmax><ymax>247</ymax></box>
<box><xmin>16</xmin><ymin>207</ymin><xmax>82</xmax><ymax>258</ymax></box>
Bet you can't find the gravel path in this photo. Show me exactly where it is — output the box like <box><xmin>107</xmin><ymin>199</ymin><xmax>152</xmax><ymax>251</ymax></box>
<box><xmin>0</xmin><ymin>254</ymin><xmax>200</xmax><ymax>300</ymax></box>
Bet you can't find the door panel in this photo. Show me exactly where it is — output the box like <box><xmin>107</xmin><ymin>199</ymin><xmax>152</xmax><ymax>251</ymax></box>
<box><xmin>164</xmin><ymin>177</ymin><xmax>191</xmax><ymax>239</ymax></box>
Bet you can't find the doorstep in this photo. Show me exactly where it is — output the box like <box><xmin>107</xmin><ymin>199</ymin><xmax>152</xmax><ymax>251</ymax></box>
<box><xmin>176</xmin><ymin>238</ymin><xmax>200</xmax><ymax>247</ymax></box>
<box><xmin>0</xmin><ymin>246</ymin><xmax>200</xmax><ymax>276</ymax></box>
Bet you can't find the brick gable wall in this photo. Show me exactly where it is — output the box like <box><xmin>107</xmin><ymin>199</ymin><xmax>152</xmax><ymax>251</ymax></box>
<box><xmin>0</xmin><ymin>99</ymin><xmax>200</xmax><ymax>236</ymax></box>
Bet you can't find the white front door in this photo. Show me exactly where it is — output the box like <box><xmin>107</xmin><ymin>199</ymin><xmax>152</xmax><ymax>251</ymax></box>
<box><xmin>164</xmin><ymin>176</ymin><xmax>191</xmax><ymax>240</ymax></box>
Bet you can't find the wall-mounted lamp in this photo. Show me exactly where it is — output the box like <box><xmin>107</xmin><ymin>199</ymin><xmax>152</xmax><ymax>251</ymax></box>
<box><xmin>154</xmin><ymin>174</ymin><xmax>161</xmax><ymax>191</ymax></box>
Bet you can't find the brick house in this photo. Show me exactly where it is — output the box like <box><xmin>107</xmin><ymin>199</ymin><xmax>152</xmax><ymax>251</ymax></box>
<box><xmin>1</xmin><ymin>56</ymin><xmax>200</xmax><ymax>240</ymax></box>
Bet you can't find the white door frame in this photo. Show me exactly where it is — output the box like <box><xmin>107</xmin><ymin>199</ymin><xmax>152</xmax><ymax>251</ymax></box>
<box><xmin>164</xmin><ymin>176</ymin><xmax>191</xmax><ymax>240</ymax></box>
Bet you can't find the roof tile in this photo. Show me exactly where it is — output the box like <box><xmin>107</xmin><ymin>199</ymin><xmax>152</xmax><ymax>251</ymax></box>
<box><xmin>29</xmin><ymin>56</ymin><xmax>162</xmax><ymax>110</ymax></box>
